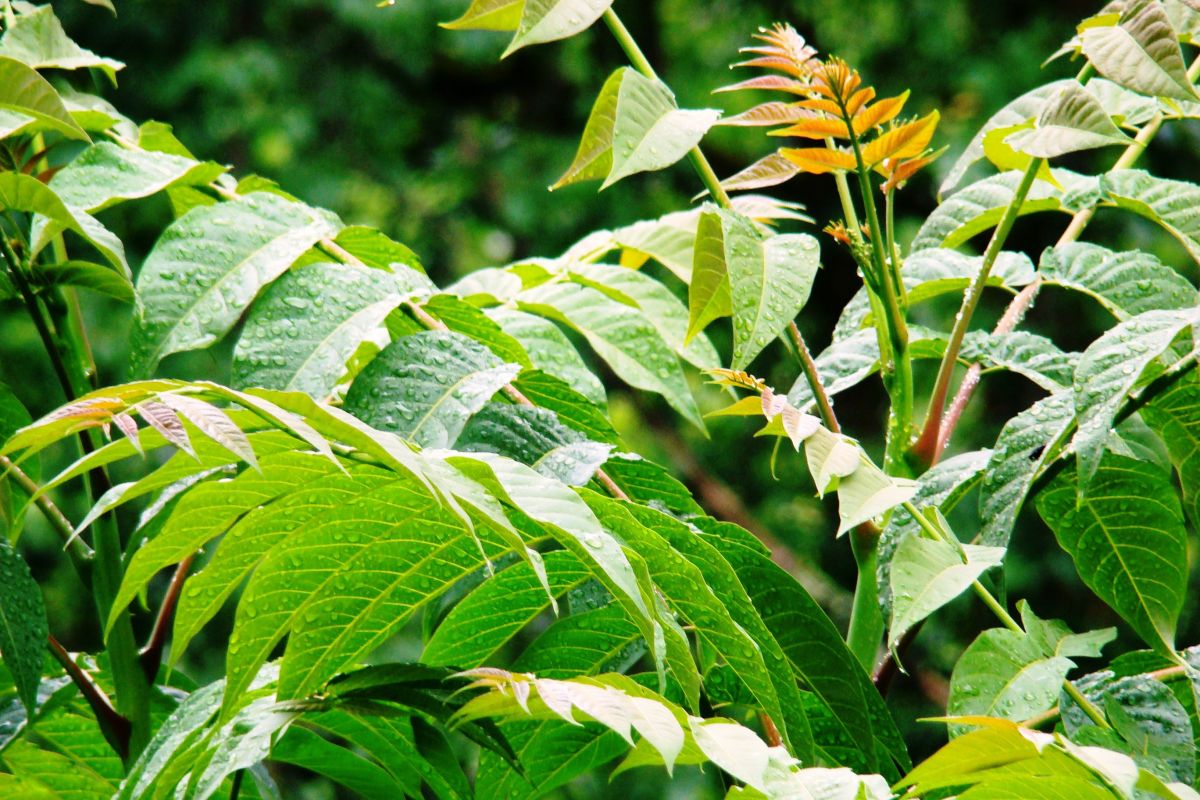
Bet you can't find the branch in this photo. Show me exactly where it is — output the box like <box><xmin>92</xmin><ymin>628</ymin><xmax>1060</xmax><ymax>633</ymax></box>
<box><xmin>913</xmin><ymin>157</ymin><xmax>1044</xmax><ymax>466</ymax></box>
<box><xmin>139</xmin><ymin>555</ymin><xmax>194</xmax><ymax>681</ymax></box>
<box><xmin>48</xmin><ymin>634</ymin><xmax>131</xmax><ymax>760</ymax></box>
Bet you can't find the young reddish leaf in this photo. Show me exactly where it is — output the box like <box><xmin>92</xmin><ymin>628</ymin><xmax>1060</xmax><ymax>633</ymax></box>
<box><xmin>714</xmin><ymin>75</ymin><xmax>809</xmax><ymax>95</ymax></box>
<box><xmin>796</xmin><ymin>98</ymin><xmax>843</xmax><ymax>116</ymax></box>
<box><xmin>852</xmin><ymin>90</ymin><xmax>909</xmax><ymax>134</ymax></box>
<box><xmin>718</xmin><ymin>102</ymin><xmax>809</xmax><ymax>127</ymax></box>
<box><xmin>861</xmin><ymin>110</ymin><xmax>940</xmax><ymax>166</ymax></box>
<box><xmin>720</xmin><ymin>151</ymin><xmax>801</xmax><ymax>192</ymax></box>
<box><xmin>844</xmin><ymin>86</ymin><xmax>876</xmax><ymax>116</ymax></box>
<box><xmin>135</xmin><ymin>400</ymin><xmax>193</xmax><ymax>456</ymax></box>
<box><xmin>779</xmin><ymin>147</ymin><xmax>857</xmax><ymax>174</ymax></box>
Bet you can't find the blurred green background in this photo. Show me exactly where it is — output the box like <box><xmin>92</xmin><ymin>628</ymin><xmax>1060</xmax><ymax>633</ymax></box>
<box><xmin>4</xmin><ymin>0</ymin><xmax>1200</xmax><ymax>796</ymax></box>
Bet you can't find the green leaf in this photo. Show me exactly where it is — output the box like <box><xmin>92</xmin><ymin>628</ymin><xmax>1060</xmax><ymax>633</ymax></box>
<box><xmin>1070</xmin><ymin>308</ymin><xmax>1195</xmax><ymax>493</ymax></box>
<box><xmin>0</xmin><ymin>55</ymin><xmax>89</xmax><ymax>141</ymax></box>
<box><xmin>961</xmin><ymin>331</ymin><xmax>1077</xmax><ymax>392</ymax></box>
<box><xmin>618</xmin><ymin>501</ymin><xmax>813</xmax><ymax>762</ymax></box>
<box><xmin>569</xmin><ymin>262</ymin><xmax>720</xmax><ymax>370</ymax></box>
<box><xmin>517</xmin><ymin>281</ymin><xmax>703</xmax><ymax>429</ymax></box>
<box><xmin>33</xmin><ymin>260</ymin><xmax>134</xmax><ymax>303</ymax></box>
<box><xmin>321</xmin><ymin>224</ymin><xmax>424</xmax><ymax>273</ymax></box>
<box><xmin>553</xmin><ymin>67</ymin><xmax>623</xmax><ymax>189</ymax></box>
<box><xmin>486</xmin><ymin>307</ymin><xmax>607</xmax><ymax>405</ymax></box>
<box><xmin>980</xmin><ymin>389</ymin><xmax>1075</xmax><ymax>548</ymax></box>
<box><xmin>39</xmin><ymin>141</ymin><xmax>223</xmax><ymax>214</ymax></box>
<box><xmin>1039</xmin><ymin>242</ymin><xmax>1200</xmax><ymax>320</ymax></box>
<box><xmin>599</xmin><ymin>452</ymin><xmax>704</xmax><ymax>517</ymax></box>
<box><xmin>602</xmin><ymin>69</ymin><xmax>720</xmax><ymax>188</ymax></box>
<box><xmin>1005</xmin><ymin>81</ymin><xmax>1131</xmax><ymax>158</ymax></box>
<box><xmin>913</xmin><ymin>169</ymin><xmax>1093</xmax><ymax>251</ymax></box>
<box><xmin>948</xmin><ymin>628</ymin><xmax>1076</xmax><ymax>731</ymax></box>
<box><xmin>1101</xmin><ymin>169</ymin><xmax>1200</xmax><ymax>265</ymax></box>
<box><xmin>0</xmin><ymin>382</ymin><xmax>36</xmax><ymax>535</ymax></box>
<box><xmin>0</xmin><ymin>5</ymin><xmax>123</xmax><ymax>81</ymax></box>
<box><xmin>0</xmin><ymin>541</ymin><xmax>47</xmax><ymax>715</ymax></box>
<box><xmin>3</xmin><ymin>738</ymin><xmax>118</xmax><ymax>799</ymax></box>
<box><xmin>686</xmin><ymin>206</ymin><xmax>734</xmax><ymax>341</ymax></box>
<box><xmin>701</xmin><ymin>526</ymin><xmax>910</xmax><ymax>775</ymax></box>
<box><xmin>456</xmin><ymin>402</ymin><xmax>612</xmax><ymax>484</ymax></box>
<box><xmin>233</xmin><ymin>262</ymin><xmax>416</xmax><ymax>399</ymax></box>
<box><xmin>343</xmin><ymin>329</ymin><xmax>520</xmax><ymax>448</ymax></box>
<box><xmin>422</xmin><ymin>551</ymin><xmax>591</xmax><ymax>668</ymax></box>
<box><xmin>131</xmin><ymin>192</ymin><xmax>342</xmax><ymax>375</ymax></box>
<box><xmin>1019</xmin><ymin>601</ymin><xmax>1116</xmax><ymax>660</ymax></box>
<box><xmin>1036</xmin><ymin>455</ymin><xmax>1189</xmax><ymax>656</ymax></box>
<box><xmin>0</xmin><ymin>171</ymin><xmax>126</xmax><ymax>276</ymax></box>
<box><xmin>442</xmin><ymin>0</ymin><xmax>523</xmax><ymax>31</ymax></box>
<box><xmin>423</xmin><ymin>294</ymin><xmax>530</xmax><ymax>368</ymax></box>
<box><xmin>510</xmin><ymin>370</ymin><xmax>617</xmax><ymax>444</ymax></box>
<box><xmin>730</xmin><ymin>232</ymin><xmax>820</xmax><ymax>370</ymax></box>
<box><xmin>834</xmin><ymin>249</ymin><xmax>1035</xmax><ymax>341</ymax></box>
<box><xmin>271</xmin><ymin>726</ymin><xmax>409</xmax><ymax>798</ymax></box>
<box><xmin>1081</xmin><ymin>0</ymin><xmax>1199</xmax><ymax>101</ymax></box>
<box><xmin>503</xmin><ymin>0</ymin><xmax>613</xmax><ymax>57</ymax></box>
<box><xmin>940</xmin><ymin>80</ymin><xmax>1073</xmax><ymax>197</ymax></box>
<box><xmin>1142</xmin><ymin>372</ymin><xmax>1200</xmax><ymax>527</ymax></box>
<box><xmin>879</xmin><ymin>449</ymin><xmax>991</xmax><ymax>615</ymax></box>
<box><xmin>108</xmin><ymin>449</ymin><xmax>345</xmax><ymax>636</ymax></box>
<box><xmin>888</xmin><ymin>535</ymin><xmax>1005</xmax><ymax>650</ymax></box>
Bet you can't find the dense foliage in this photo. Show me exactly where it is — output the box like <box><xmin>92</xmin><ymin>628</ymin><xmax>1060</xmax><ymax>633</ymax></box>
<box><xmin>2</xmin><ymin>0</ymin><xmax>1200</xmax><ymax>798</ymax></box>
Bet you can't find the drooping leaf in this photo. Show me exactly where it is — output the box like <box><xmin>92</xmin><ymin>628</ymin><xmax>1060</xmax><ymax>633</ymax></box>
<box><xmin>686</xmin><ymin>206</ymin><xmax>735</xmax><ymax>341</ymax></box>
<box><xmin>1039</xmin><ymin>242</ymin><xmax>1200</xmax><ymax>320</ymax></box>
<box><xmin>1081</xmin><ymin>0</ymin><xmax>1198</xmax><ymax>101</ymax></box>
<box><xmin>233</xmin><ymin>262</ymin><xmax>422</xmax><ymax>398</ymax></box>
<box><xmin>1006</xmin><ymin>81</ymin><xmax>1130</xmax><ymax>159</ymax></box>
<box><xmin>131</xmin><ymin>192</ymin><xmax>342</xmax><ymax>375</ymax></box>
<box><xmin>701</xmin><ymin>526</ymin><xmax>910</xmax><ymax>776</ymax></box>
<box><xmin>888</xmin><ymin>535</ymin><xmax>1005</xmax><ymax>650</ymax></box>
<box><xmin>0</xmin><ymin>5</ymin><xmax>123</xmax><ymax>81</ymax></box>
<box><xmin>1036</xmin><ymin>455</ymin><xmax>1189</xmax><ymax>656</ymax></box>
<box><xmin>33</xmin><ymin>260</ymin><xmax>134</xmax><ymax>303</ymax></box>
<box><xmin>0</xmin><ymin>171</ymin><xmax>126</xmax><ymax>276</ymax></box>
<box><xmin>1070</xmin><ymin>308</ymin><xmax>1195</xmax><ymax>492</ymax></box>
<box><xmin>0</xmin><ymin>55</ymin><xmax>89</xmax><ymax>141</ymax></box>
<box><xmin>517</xmin><ymin>281</ymin><xmax>703</xmax><ymax>429</ymax></box>
<box><xmin>0</xmin><ymin>541</ymin><xmax>47</xmax><ymax>715</ymax></box>
<box><xmin>343</xmin><ymin>329</ymin><xmax>520</xmax><ymax>448</ymax></box>
<box><xmin>603</xmin><ymin>69</ymin><xmax>721</xmax><ymax>189</ymax></box>
<box><xmin>1101</xmin><ymin>169</ymin><xmax>1200</xmax><ymax>265</ymax></box>
<box><xmin>553</xmin><ymin>67</ymin><xmax>623</xmax><ymax>189</ymax></box>
<box><xmin>503</xmin><ymin>0</ymin><xmax>614</xmax><ymax>58</ymax></box>
<box><xmin>730</xmin><ymin>231</ymin><xmax>820</xmax><ymax>370</ymax></box>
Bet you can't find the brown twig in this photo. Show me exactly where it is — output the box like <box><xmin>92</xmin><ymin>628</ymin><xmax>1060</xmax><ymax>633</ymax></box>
<box><xmin>787</xmin><ymin>322</ymin><xmax>840</xmax><ymax>433</ymax></box>
<box><xmin>139</xmin><ymin>556</ymin><xmax>194</xmax><ymax>681</ymax></box>
<box><xmin>48</xmin><ymin>634</ymin><xmax>130</xmax><ymax>760</ymax></box>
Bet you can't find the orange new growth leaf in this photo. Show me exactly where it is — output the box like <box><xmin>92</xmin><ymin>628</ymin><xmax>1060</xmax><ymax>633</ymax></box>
<box><xmin>770</xmin><ymin>117</ymin><xmax>850</xmax><ymax>139</ymax></box>
<box><xmin>780</xmin><ymin>147</ymin><xmax>857</xmax><ymax>174</ymax></box>
<box><xmin>742</xmin><ymin>23</ymin><xmax>820</xmax><ymax>77</ymax></box>
<box><xmin>879</xmin><ymin>145</ymin><xmax>947</xmax><ymax>192</ymax></box>
<box><xmin>861</xmin><ymin>110</ymin><xmax>940</xmax><ymax>166</ymax></box>
<box><xmin>852</xmin><ymin>91</ymin><xmax>909</xmax><ymax>135</ymax></box>
<box><xmin>795</xmin><ymin>98</ymin><xmax>843</xmax><ymax>116</ymax></box>
<box><xmin>715</xmin><ymin>75</ymin><xmax>810</xmax><ymax>95</ymax></box>
<box><xmin>844</xmin><ymin>86</ymin><xmax>875</xmax><ymax>117</ymax></box>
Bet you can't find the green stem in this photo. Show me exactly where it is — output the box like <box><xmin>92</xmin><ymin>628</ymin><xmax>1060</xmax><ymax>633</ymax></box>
<box><xmin>2</xmin><ymin>235</ymin><xmax>149</xmax><ymax>760</ymax></box>
<box><xmin>841</xmin><ymin>109</ymin><xmax>912</xmax><ymax>475</ymax></box>
<box><xmin>846</xmin><ymin>527</ymin><xmax>883</xmax><ymax>671</ymax></box>
<box><xmin>914</xmin><ymin>156</ymin><xmax>1043</xmax><ymax>465</ymax></box>
<box><xmin>885</xmin><ymin>187</ymin><xmax>905</xmax><ymax>306</ymax></box>
<box><xmin>901</xmin><ymin>502</ymin><xmax>1110</xmax><ymax>728</ymax></box>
